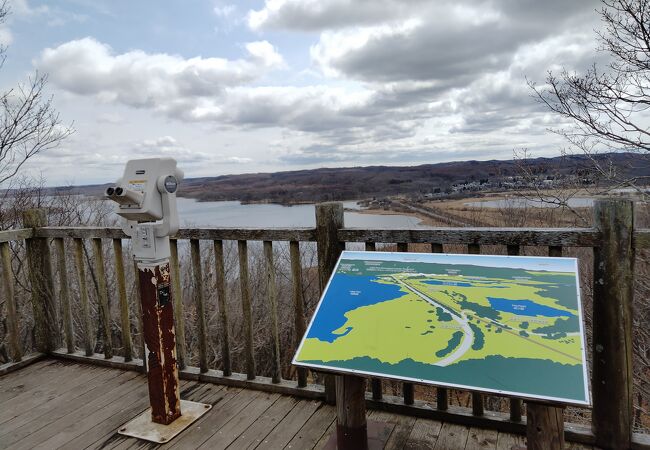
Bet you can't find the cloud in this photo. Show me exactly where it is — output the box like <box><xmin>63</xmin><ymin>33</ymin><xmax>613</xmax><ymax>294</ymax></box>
<box><xmin>36</xmin><ymin>37</ymin><xmax>285</xmax><ymax>110</ymax></box>
<box><xmin>248</xmin><ymin>0</ymin><xmax>438</xmax><ymax>31</ymax></box>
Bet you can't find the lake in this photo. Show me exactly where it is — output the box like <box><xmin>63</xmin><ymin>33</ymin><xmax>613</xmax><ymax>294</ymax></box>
<box><xmin>176</xmin><ymin>198</ymin><xmax>428</xmax><ymax>228</ymax></box>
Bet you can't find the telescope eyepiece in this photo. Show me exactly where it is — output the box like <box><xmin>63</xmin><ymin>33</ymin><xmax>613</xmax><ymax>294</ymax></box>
<box><xmin>115</xmin><ymin>187</ymin><xmax>124</xmax><ymax>196</ymax></box>
<box><xmin>105</xmin><ymin>187</ymin><xmax>115</xmax><ymax>196</ymax></box>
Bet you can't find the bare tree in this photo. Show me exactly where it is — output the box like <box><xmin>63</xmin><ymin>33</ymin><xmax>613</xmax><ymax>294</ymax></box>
<box><xmin>530</xmin><ymin>0</ymin><xmax>650</xmax><ymax>191</ymax></box>
<box><xmin>0</xmin><ymin>2</ymin><xmax>73</xmax><ymax>187</ymax></box>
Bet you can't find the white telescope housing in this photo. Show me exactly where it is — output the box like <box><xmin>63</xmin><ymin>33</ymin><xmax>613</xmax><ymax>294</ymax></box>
<box><xmin>106</xmin><ymin>157</ymin><xmax>184</xmax><ymax>262</ymax></box>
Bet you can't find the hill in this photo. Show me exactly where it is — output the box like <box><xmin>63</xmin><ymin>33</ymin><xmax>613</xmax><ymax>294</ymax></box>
<box><xmin>51</xmin><ymin>152</ymin><xmax>649</xmax><ymax>204</ymax></box>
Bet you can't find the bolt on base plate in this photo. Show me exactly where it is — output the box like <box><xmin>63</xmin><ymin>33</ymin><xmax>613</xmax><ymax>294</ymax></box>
<box><xmin>117</xmin><ymin>400</ymin><xmax>212</xmax><ymax>444</ymax></box>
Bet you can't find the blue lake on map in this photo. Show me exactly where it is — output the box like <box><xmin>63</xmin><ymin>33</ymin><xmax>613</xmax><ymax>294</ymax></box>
<box><xmin>487</xmin><ymin>298</ymin><xmax>574</xmax><ymax>317</ymax></box>
<box><xmin>307</xmin><ymin>274</ymin><xmax>406</xmax><ymax>343</ymax></box>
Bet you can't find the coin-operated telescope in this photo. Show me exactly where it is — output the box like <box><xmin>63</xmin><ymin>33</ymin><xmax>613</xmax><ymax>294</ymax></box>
<box><xmin>105</xmin><ymin>157</ymin><xmax>183</xmax><ymax>262</ymax></box>
<box><xmin>107</xmin><ymin>158</ymin><xmax>210</xmax><ymax>443</ymax></box>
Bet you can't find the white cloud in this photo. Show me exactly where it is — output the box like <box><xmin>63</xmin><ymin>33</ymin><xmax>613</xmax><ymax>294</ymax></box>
<box><xmin>213</xmin><ymin>4</ymin><xmax>235</xmax><ymax>18</ymax></box>
<box><xmin>36</xmin><ymin>37</ymin><xmax>285</xmax><ymax>111</ymax></box>
<box><xmin>248</xmin><ymin>0</ymin><xmax>428</xmax><ymax>31</ymax></box>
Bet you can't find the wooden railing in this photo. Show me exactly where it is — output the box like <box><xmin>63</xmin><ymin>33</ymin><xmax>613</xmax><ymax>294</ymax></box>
<box><xmin>1</xmin><ymin>200</ymin><xmax>650</xmax><ymax>449</ymax></box>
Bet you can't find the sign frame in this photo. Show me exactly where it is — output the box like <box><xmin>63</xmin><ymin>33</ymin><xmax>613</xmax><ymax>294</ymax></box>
<box><xmin>293</xmin><ymin>250</ymin><xmax>591</xmax><ymax>407</ymax></box>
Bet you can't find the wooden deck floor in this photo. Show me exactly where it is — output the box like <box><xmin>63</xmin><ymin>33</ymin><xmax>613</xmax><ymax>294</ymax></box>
<box><xmin>0</xmin><ymin>359</ymin><xmax>590</xmax><ymax>450</ymax></box>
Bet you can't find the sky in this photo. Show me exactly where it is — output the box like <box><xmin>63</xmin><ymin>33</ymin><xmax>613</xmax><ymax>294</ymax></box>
<box><xmin>0</xmin><ymin>0</ymin><xmax>606</xmax><ymax>185</ymax></box>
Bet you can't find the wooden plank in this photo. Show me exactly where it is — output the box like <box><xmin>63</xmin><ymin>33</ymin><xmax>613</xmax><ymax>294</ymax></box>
<box><xmin>404</xmin><ymin>417</ymin><xmax>442</xmax><ymax>449</ymax></box>
<box><xmin>112</xmin><ymin>238</ymin><xmax>132</xmax><ymax>362</ymax></box>
<box><xmin>0</xmin><ymin>364</ymin><xmax>107</xmax><ymax>425</ymax></box>
<box><xmin>466</xmin><ymin>427</ymin><xmax>498</xmax><ymax>449</ymax></box>
<box><xmin>495</xmin><ymin>432</ymin><xmax>526</xmax><ymax>450</ymax></box>
<box><xmin>338</xmin><ymin>228</ymin><xmax>601</xmax><ymax>247</ymax></box>
<box><xmin>23</xmin><ymin>209</ymin><xmax>59</xmax><ymax>353</ymax></box>
<box><xmin>213</xmin><ymin>239</ymin><xmax>231</xmax><ymax>376</ymax></box>
<box><xmin>255</xmin><ymin>398</ymin><xmax>322</xmax><ymax>449</ymax></box>
<box><xmin>197</xmin><ymin>392</ymin><xmax>281</xmax><ymax>449</ymax></box>
<box><xmin>238</xmin><ymin>240</ymin><xmax>256</xmax><ymax>380</ymax></box>
<box><xmin>592</xmin><ymin>199</ymin><xmax>635</xmax><ymax>450</ymax></box>
<box><xmin>228</xmin><ymin>395</ymin><xmax>300</xmax><ymax>449</ymax></box>
<box><xmin>0</xmin><ymin>367</ymin><xmax>115</xmax><ymax>435</ymax></box>
<box><xmin>285</xmin><ymin>402</ymin><xmax>337</xmax><ymax>450</ymax></box>
<box><xmin>169</xmin><ymin>238</ymin><xmax>187</xmax><ymax>369</ymax></box>
<box><xmin>369</xmin><ymin>409</ymin><xmax>416</xmax><ymax>450</ymax></box>
<box><xmin>433</xmin><ymin>422</ymin><xmax>470</xmax><ymax>450</ymax></box>
<box><xmin>0</xmin><ymin>360</ymin><xmax>59</xmax><ymax>400</ymax></box>
<box><xmin>62</xmin><ymin>380</ymin><xmax>198</xmax><ymax>449</ymax></box>
<box><xmin>166</xmin><ymin>388</ymin><xmax>258</xmax><ymax>449</ymax></box>
<box><xmin>74</xmin><ymin>238</ymin><xmax>94</xmax><ymax>356</ymax></box>
<box><xmin>0</xmin><ymin>353</ymin><xmax>46</xmax><ymax>377</ymax></box>
<box><xmin>88</xmin><ymin>381</ymin><xmax>224</xmax><ymax>450</ymax></box>
<box><xmin>27</xmin><ymin>380</ymin><xmax>151</xmax><ymax>450</ymax></box>
<box><xmin>264</xmin><ymin>241</ymin><xmax>282</xmax><ymax>384</ymax></box>
<box><xmin>290</xmin><ymin>240</ymin><xmax>308</xmax><ymax>387</ymax></box>
<box><xmin>0</xmin><ymin>241</ymin><xmax>21</xmax><ymax>361</ymax></box>
<box><xmin>3</xmin><ymin>369</ymin><xmax>145</xmax><ymax>449</ymax></box>
<box><xmin>0</xmin><ymin>228</ymin><xmax>32</xmax><ymax>243</ymax></box>
<box><xmin>91</xmin><ymin>238</ymin><xmax>113</xmax><ymax>359</ymax></box>
<box><xmin>190</xmin><ymin>239</ymin><xmax>209</xmax><ymax>372</ymax></box>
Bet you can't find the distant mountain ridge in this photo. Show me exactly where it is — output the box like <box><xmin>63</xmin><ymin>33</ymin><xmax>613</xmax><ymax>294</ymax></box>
<box><xmin>53</xmin><ymin>152</ymin><xmax>649</xmax><ymax>204</ymax></box>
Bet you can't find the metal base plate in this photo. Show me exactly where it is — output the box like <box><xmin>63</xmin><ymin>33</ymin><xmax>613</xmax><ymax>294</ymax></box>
<box><xmin>117</xmin><ymin>400</ymin><xmax>212</xmax><ymax>444</ymax></box>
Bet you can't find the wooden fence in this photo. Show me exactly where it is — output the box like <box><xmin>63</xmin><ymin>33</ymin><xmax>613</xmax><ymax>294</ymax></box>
<box><xmin>1</xmin><ymin>199</ymin><xmax>649</xmax><ymax>449</ymax></box>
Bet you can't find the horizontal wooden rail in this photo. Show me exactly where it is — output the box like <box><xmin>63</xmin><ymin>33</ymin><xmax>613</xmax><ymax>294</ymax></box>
<box><xmin>0</xmin><ymin>228</ymin><xmax>32</xmax><ymax>243</ymax></box>
<box><xmin>338</xmin><ymin>227</ymin><xmax>604</xmax><ymax>247</ymax></box>
<box><xmin>34</xmin><ymin>226</ymin><xmax>317</xmax><ymax>241</ymax></box>
<box><xmin>26</xmin><ymin>225</ymin><xmax>650</xmax><ymax>248</ymax></box>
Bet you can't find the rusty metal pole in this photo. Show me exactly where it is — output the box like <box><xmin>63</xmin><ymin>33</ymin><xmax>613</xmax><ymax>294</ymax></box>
<box><xmin>137</xmin><ymin>259</ymin><xmax>181</xmax><ymax>425</ymax></box>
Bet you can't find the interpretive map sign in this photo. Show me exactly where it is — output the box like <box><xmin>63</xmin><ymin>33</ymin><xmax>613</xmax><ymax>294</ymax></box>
<box><xmin>293</xmin><ymin>251</ymin><xmax>590</xmax><ymax>406</ymax></box>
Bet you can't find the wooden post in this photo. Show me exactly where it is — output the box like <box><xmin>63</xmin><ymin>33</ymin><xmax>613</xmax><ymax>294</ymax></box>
<box><xmin>264</xmin><ymin>241</ymin><xmax>282</xmax><ymax>383</ymax></box>
<box><xmin>290</xmin><ymin>240</ymin><xmax>307</xmax><ymax>387</ymax></box>
<box><xmin>592</xmin><ymin>199</ymin><xmax>634</xmax><ymax>450</ymax></box>
<box><xmin>213</xmin><ymin>240</ymin><xmax>232</xmax><ymax>376</ymax></box>
<box><xmin>190</xmin><ymin>239</ymin><xmax>209</xmax><ymax>373</ymax></box>
<box><xmin>468</xmin><ymin>242</ymin><xmax>483</xmax><ymax>417</ymax></box>
<box><xmin>169</xmin><ymin>239</ymin><xmax>186</xmax><ymax>370</ymax></box>
<box><xmin>336</xmin><ymin>375</ymin><xmax>368</xmax><ymax>450</ymax></box>
<box><xmin>0</xmin><ymin>241</ymin><xmax>21</xmax><ymax>361</ymax></box>
<box><xmin>113</xmin><ymin>238</ymin><xmax>132</xmax><ymax>361</ymax></box>
<box><xmin>316</xmin><ymin>202</ymin><xmax>344</xmax><ymax>405</ymax></box>
<box><xmin>238</xmin><ymin>240</ymin><xmax>256</xmax><ymax>380</ymax></box>
<box><xmin>526</xmin><ymin>402</ymin><xmax>565</xmax><ymax>450</ymax></box>
<box><xmin>132</xmin><ymin>259</ymin><xmax>146</xmax><ymax>372</ymax></box>
<box><xmin>23</xmin><ymin>209</ymin><xmax>59</xmax><ymax>353</ymax></box>
<box><xmin>74</xmin><ymin>238</ymin><xmax>94</xmax><ymax>356</ymax></box>
<box><xmin>525</xmin><ymin>245</ymin><xmax>567</xmax><ymax>448</ymax></box>
<box><xmin>431</xmin><ymin>242</ymin><xmax>448</xmax><ymax>411</ymax></box>
<box><xmin>365</xmin><ymin>241</ymin><xmax>382</xmax><ymax>401</ymax></box>
<box><xmin>54</xmin><ymin>238</ymin><xmax>74</xmax><ymax>354</ymax></box>
<box><xmin>91</xmin><ymin>238</ymin><xmax>113</xmax><ymax>359</ymax></box>
<box><xmin>506</xmin><ymin>244</ymin><xmax>522</xmax><ymax>422</ymax></box>
<box><xmin>316</xmin><ymin>202</ymin><xmax>345</xmax><ymax>405</ymax></box>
